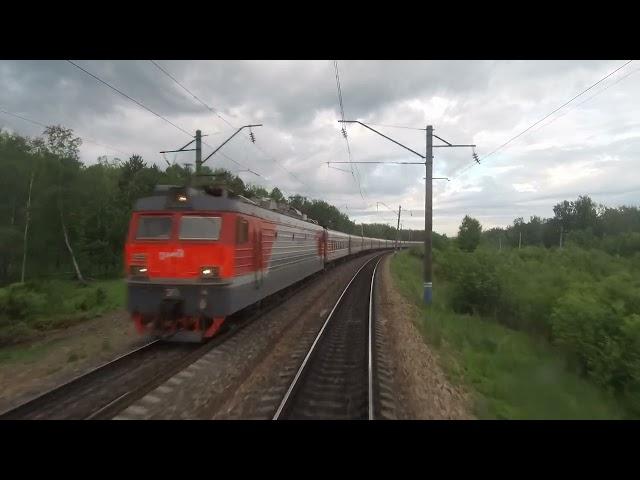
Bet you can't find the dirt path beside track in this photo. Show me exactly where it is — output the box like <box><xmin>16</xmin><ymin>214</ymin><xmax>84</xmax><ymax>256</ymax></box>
<box><xmin>377</xmin><ymin>254</ymin><xmax>473</xmax><ymax>419</ymax></box>
<box><xmin>0</xmin><ymin>310</ymin><xmax>142</xmax><ymax>413</ymax></box>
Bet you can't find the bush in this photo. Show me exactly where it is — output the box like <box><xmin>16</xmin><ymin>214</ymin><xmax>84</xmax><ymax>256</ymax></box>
<box><xmin>550</xmin><ymin>274</ymin><xmax>640</xmax><ymax>412</ymax></box>
<box><xmin>448</xmin><ymin>251</ymin><xmax>501</xmax><ymax>316</ymax></box>
<box><xmin>432</xmin><ymin>243</ymin><xmax>640</xmax><ymax>415</ymax></box>
<box><xmin>391</xmin><ymin>249</ymin><xmax>626</xmax><ymax>419</ymax></box>
<box><xmin>0</xmin><ymin>283</ymin><xmax>47</xmax><ymax>319</ymax></box>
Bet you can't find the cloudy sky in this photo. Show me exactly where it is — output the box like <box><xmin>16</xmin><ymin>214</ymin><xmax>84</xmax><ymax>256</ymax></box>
<box><xmin>1</xmin><ymin>60</ymin><xmax>638</xmax><ymax>235</ymax></box>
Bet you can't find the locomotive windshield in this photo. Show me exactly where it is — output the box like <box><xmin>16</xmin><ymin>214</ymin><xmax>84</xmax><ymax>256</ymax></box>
<box><xmin>179</xmin><ymin>216</ymin><xmax>222</xmax><ymax>240</ymax></box>
<box><xmin>136</xmin><ymin>215</ymin><xmax>172</xmax><ymax>240</ymax></box>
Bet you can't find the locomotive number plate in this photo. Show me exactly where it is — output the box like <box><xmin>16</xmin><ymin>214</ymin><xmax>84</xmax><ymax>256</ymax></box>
<box><xmin>164</xmin><ymin>288</ymin><xmax>181</xmax><ymax>298</ymax></box>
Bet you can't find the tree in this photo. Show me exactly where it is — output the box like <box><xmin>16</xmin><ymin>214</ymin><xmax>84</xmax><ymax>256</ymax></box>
<box><xmin>43</xmin><ymin>125</ymin><xmax>82</xmax><ymax>161</ymax></box>
<box><xmin>573</xmin><ymin>195</ymin><xmax>598</xmax><ymax>231</ymax></box>
<box><xmin>43</xmin><ymin>125</ymin><xmax>86</xmax><ymax>283</ymax></box>
<box><xmin>245</xmin><ymin>184</ymin><xmax>270</xmax><ymax>199</ymax></box>
<box><xmin>119</xmin><ymin>154</ymin><xmax>146</xmax><ymax>188</ymax></box>
<box><xmin>553</xmin><ymin>200</ymin><xmax>574</xmax><ymax>232</ymax></box>
<box><xmin>209</xmin><ymin>168</ymin><xmax>246</xmax><ymax>195</ymax></box>
<box><xmin>527</xmin><ymin>215</ymin><xmax>544</xmax><ymax>246</ymax></box>
<box><xmin>458</xmin><ymin>215</ymin><xmax>482</xmax><ymax>252</ymax></box>
<box><xmin>270</xmin><ymin>187</ymin><xmax>285</xmax><ymax>203</ymax></box>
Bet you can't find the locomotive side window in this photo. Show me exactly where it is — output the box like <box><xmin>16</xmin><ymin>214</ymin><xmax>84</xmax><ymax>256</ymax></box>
<box><xmin>236</xmin><ymin>218</ymin><xmax>249</xmax><ymax>244</ymax></box>
<box><xmin>136</xmin><ymin>216</ymin><xmax>172</xmax><ymax>240</ymax></box>
<box><xmin>179</xmin><ymin>216</ymin><xmax>221</xmax><ymax>240</ymax></box>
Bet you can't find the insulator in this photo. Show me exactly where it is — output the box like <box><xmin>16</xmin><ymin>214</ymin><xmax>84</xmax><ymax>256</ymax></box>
<box><xmin>249</xmin><ymin>132</ymin><xmax>256</xmax><ymax>143</ymax></box>
<box><xmin>341</xmin><ymin>127</ymin><xmax>348</xmax><ymax>139</ymax></box>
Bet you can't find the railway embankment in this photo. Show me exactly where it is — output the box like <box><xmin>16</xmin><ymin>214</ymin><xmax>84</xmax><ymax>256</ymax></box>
<box><xmin>389</xmin><ymin>248</ymin><xmax>630</xmax><ymax>419</ymax></box>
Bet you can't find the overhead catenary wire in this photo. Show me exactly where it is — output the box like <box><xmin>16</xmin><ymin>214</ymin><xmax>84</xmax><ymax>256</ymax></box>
<box><xmin>454</xmin><ymin>60</ymin><xmax>634</xmax><ymax>179</ymax></box>
<box><xmin>530</xmin><ymin>64</ymin><xmax>640</xmax><ymax>134</ymax></box>
<box><xmin>0</xmin><ymin>107</ymin><xmax>131</xmax><ymax>156</ymax></box>
<box><xmin>333</xmin><ymin>60</ymin><xmax>365</xmax><ymax>200</ymax></box>
<box><xmin>150</xmin><ymin>59</ymin><xmax>312</xmax><ymax>194</ymax></box>
<box><xmin>66</xmin><ymin>60</ymin><xmax>193</xmax><ymax>137</ymax></box>
<box><xmin>364</xmin><ymin>123</ymin><xmax>426</xmax><ymax>131</ymax></box>
<box><xmin>68</xmin><ymin>59</ymin><xmax>260</xmax><ymax>176</ymax></box>
<box><xmin>470</xmin><ymin>60</ymin><xmax>632</xmax><ymax>169</ymax></box>
<box><xmin>149</xmin><ymin>60</ymin><xmax>235</xmax><ymax>131</ymax></box>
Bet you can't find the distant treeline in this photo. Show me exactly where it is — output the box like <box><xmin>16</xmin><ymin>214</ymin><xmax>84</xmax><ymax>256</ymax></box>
<box><xmin>3</xmin><ymin>125</ymin><xmax>638</xmax><ymax>286</ymax></box>
<box><xmin>409</xmin><ymin>204</ymin><xmax>640</xmax><ymax>417</ymax></box>
<box><xmin>0</xmin><ymin>126</ymin><xmax>422</xmax><ymax>286</ymax></box>
<box><xmin>480</xmin><ymin>195</ymin><xmax>640</xmax><ymax>256</ymax></box>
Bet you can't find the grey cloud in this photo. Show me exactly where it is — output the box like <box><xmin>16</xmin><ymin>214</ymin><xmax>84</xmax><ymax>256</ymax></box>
<box><xmin>1</xmin><ymin>59</ymin><xmax>638</xmax><ymax>235</ymax></box>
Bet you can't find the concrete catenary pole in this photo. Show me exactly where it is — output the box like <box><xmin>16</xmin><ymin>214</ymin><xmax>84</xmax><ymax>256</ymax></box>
<box><xmin>396</xmin><ymin>205</ymin><xmax>402</xmax><ymax>249</ymax></box>
<box><xmin>195</xmin><ymin>129</ymin><xmax>202</xmax><ymax>174</ymax></box>
<box><xmin>424</xmin><ymin>125</ymin><xmax>433</xmax><ymax>304</ymax></box>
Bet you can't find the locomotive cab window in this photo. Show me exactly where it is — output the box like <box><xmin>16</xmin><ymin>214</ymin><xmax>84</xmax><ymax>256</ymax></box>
<box><xmin>236</xmin><ymin>218</ymin><xmax>249</xmax><ymax>244</ymax></box>
<box><xmin>179</xmin><ymin>216</ymin><xmax>222</xmax><ymax>240</ymax></box>
<box><xmin>136</xmin><ymin>215</ymin><xmax>172</xmax><ymax>240</ymax></box>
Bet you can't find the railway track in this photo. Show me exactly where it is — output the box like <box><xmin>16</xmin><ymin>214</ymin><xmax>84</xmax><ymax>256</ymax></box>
<box><xmin>0</xmin><ymin>254</ymin><xmax>365</xmax><ymax>420</ymax></box>
<box><xmin>0</xmin><ymin>338</ymin><xmax>212</xmax><ymax>420</ymax></box>
<box><xmin>273</xmin><ymin>252</ymin><xmax>395</xmax><ymax>420</ymax></box>
<box><xmin>0</xmin><ymin>251</ymin><xmax>394</xmax><ymax>421</ymax></box>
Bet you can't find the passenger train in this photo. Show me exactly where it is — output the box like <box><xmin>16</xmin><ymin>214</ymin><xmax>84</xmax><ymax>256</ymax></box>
<box><xmin>124</xmin><ymin>184</ymin><xmax>421</xmax><ymax>341</ymax></box>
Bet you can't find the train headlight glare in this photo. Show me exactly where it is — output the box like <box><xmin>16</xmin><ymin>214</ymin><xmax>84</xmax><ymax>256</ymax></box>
<box><xmin>200</xmin><ymin>266</ymin><xmax>218</xmax><ymax>278</ymax></box>
<box><xmin>177</xmin><ymin>194</ymin><xmax>188</xmax><ymax>202</ymax></box>
<box><xmin>130</xmin><ymin>265</ymin><xmax>148</xmax><ymax>276</ymax></box>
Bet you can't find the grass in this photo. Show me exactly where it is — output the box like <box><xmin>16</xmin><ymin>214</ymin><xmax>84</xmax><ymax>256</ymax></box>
<box><xmin>0</xmin><ymin>337</ymin><xmax>66</xmax><ymax>365</ymax></box>
<box><xmin>390</xmin><ymin>250</ymin><xmax>627</xmax><ymax>419</ymax></box>
<box><xmin>0</xmin><ymin>278</ymin><xmax>125</xmax><ymax>348</ymax></box>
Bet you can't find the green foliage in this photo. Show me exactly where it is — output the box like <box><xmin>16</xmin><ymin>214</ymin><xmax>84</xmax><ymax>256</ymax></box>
<box><xmin>269</xmin><ymin>187</ymin><xmax>285</xmax><ymax>202</ymax></box>
<box><xmin>550</xmin><ymin>274</ymin><xmax>640</xmax><ymax>414</ymax></box>
<box><xmin>426</xmin><ymin>240</ymin><xmax>640</xmax><ymax>416</ymax></box>
<box><xmin>1</xmin><ymin>128</ymin><xmax>427</xmax><ymax>287</ymax></box>
<box><xmin>457</xmin><ymin>215</ymin><xmax>482</xmax><ymax>252</ymax></box>
<box><xmin>0</xmin><ymin>283</ymin><xmax>47</xmax><ymax>320</ymax></box>
<box><xmin>482</xmin><ymin>195</ymin><xmax>640</xmax><ymax>253</ymax></box>
<box><xmin>390</xmin><ymin>250</ymin><xmax>625</xmax><ymax>419</ymax></box>
<box><xmin>448</xmin><ymin>251</ymin><xmax>501</xmax><ymax>316</ymax></box>
<box><xmin>0</xmin><ymin>279</ymin><xmax>124</xmax><ymax>346</ymax></box>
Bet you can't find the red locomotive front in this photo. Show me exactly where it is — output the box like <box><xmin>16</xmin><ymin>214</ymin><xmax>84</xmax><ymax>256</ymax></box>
<box><xmin>124</xmin><ymin>184</ymin><xmax>326</xmax><ymax>342</ymax></box>
<box><xmin>125</xmin><ymin>186</ymin><xmax>248</xmax><ymax>341</ymax></box>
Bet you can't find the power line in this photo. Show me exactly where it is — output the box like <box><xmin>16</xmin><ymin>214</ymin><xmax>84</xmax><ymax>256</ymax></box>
<box><xmin>0</xmin><ymin>108</ymin><xmax>47</xmax><ymax>129</ymax></box>
<box><xmin>334</xmin><ymin>61</ymin><xmax>347</xmax><ymax>127</ymax></box>
<box><xmin>67</xmin><ymin>60</ymin><xmax>193</xmax><ymax>137</ymax></box>
<box><xmin>333</xmin><ymin>60</ymin><xmax>359</xmax><ymax>188</ymax></box>
<box><xmin>455</xmin><ymin>60</ymin><xmax>633</xmax><ymax>179</ymax></box>
<box><xmin>0</xmin><ymin>107</ymin><xmax>131</xmax><ymax>156</ymax></box>
<box><xmin>149</xmin><ymin>60</ymin><xmax>262</xmax><ymax>176</ymax></box>
<box><xmin>149</xmin><ymin>60</ymin><xmax>235</xmax><ymax>131</ymax></box>
<box><xmin>530</xmin><ymin>65</ymin><xmax>640</xmax><ymax>134</ymax></box>
<box><xmin>151</xmin><ymin>60</ymin><xmax>311</xmax><ymax>193</ymax></box>
<box><xmin>69</xmin><ymin>59</ymin><xmax>258</xmax><ymax>175</ymax></box>
<box><xmin>333</xmin><ymin>60</ymin><xmax>365</xmax><ymax>200</ymax></box>
<box><xmin>365</xmin><ymin>122</ymin><xmax>426</xmax><ymax>131</ymax></box>
<box><xmin>476</xmin><ymin>60</ymin><xmax>633</xmax><ymax>165</ymax></box>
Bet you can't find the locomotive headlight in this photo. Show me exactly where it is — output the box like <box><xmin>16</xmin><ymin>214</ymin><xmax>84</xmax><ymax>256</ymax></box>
<box><xmin>177</xmin><ymin>194</ymin><xmax>188</xmax><ymax>202</ymax></box>
<box><xmin>130</xmin><ymin>265</ymin><xmax>148</xmax><ymax>276</ymax></box>
<box><xmin>200</xmin><ymin>266</ymin><xmax>219</xmax><ymax>278</ymax></box>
